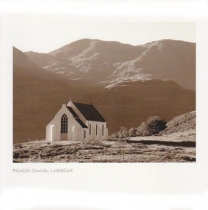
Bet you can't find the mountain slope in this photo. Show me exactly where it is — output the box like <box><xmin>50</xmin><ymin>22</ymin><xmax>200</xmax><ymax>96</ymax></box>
<box><xmin>26</xmin><ymin>39</ymin><xmax>196</xmax><ymax>90</ymax></box>
<box><xmin>161</xmin><ymin>111</ymin><xmax>196</xmax><ymax>135</ymax></box>
<box><xmin>94</xmin><ymin>80</ymin><xmax>195</xmax><ymax>133</ymax></box>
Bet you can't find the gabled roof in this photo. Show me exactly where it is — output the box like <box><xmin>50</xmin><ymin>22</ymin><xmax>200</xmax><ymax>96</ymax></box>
<box><xmin>73</xmin><ymin>102</ymin><xmax>106</xmax><ymax>122</ymax></box>
<box><xmin>67</xmin><ymin>106</ymin><xmax>88</xmax><ymax>128</ymax></box>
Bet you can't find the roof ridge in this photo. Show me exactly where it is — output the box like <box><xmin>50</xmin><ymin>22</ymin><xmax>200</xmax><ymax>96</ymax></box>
<box><xmin>73</xmin><ymin>102</ymin><xmax>92</xmax><ymax>106</ymax></box>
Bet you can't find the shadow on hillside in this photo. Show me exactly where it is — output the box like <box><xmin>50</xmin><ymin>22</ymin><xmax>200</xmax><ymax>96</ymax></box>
<box><xmin>127</xmin><ymin>140</ymin><xmax>196</xmax><ymax>147</ymax></box>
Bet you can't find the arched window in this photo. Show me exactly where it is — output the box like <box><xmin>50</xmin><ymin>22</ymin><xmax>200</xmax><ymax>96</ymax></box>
<box><xmin>61</xmin><ymin>114</ymin><xmax>68</xmax><ymax>133</ymax></box>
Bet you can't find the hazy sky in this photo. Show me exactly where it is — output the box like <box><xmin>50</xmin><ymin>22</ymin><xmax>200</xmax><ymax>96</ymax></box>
<box><xmin>10</xmin><ymin>14</ymin><xmax>195</xmax><ymax>53</ymax></box>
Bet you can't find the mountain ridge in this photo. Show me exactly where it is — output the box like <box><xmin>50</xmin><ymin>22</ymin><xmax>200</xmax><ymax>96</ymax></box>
<box><xmin>25</xmin><ymin>39</ymin><xmax>196</xmax><ymax>90</ymax></box>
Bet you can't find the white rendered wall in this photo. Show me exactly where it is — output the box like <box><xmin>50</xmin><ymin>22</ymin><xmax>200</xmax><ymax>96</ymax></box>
<box><xmin>87</xmin><ymin>121</ymin><xmax>108</xmax><ymax>141</ymax></box>
<box><xmin>46</xmin><ymin>104</ymin><xmax>84</xmax><ymax>141</ymax></box>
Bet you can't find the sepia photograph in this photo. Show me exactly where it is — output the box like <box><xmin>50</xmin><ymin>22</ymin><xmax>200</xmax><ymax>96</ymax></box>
<box><xmin>12</xmin><ymin>19</ymin><xmax>196</xmax><ymax>163</ymax></box>
<box><xmin>1</xmin><ymin>1</ymin><xmax>208</xmax><ymax>210</ymax></box>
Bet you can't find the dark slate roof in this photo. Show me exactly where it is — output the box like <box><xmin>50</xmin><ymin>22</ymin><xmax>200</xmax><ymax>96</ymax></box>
<box><xmin>67</xmin><ymin>106</ymin><xmax>88</xmax><ymax>128</ymax></box>
<box><xmin>73</xmin><ymin>102</ymin><xmax>106</xmax><ymax>122</ymax></box>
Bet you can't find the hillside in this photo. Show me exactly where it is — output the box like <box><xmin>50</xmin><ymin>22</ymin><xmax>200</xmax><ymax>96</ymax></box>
<box><xmin>26</xmin><ymin>39</ymin><xmax>196</xmax><ymax>90</ymax></box>
<box><xmin>92</xmin><ymin>80</ymin><xmax>195</xmax><ymax>134</ymax></box>
<box><xmin>161</xmin><ymin>111</ymin><xmax>196</xmax><ymax>135</ymax></box>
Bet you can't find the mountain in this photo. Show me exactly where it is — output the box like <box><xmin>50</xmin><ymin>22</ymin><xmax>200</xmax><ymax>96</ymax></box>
<box><xmin>14</xmin><ymin>47</ymin><xmax>40</xmax><ymax>70</ymax></box>
<box><xmin>14</xmin><ymin>45</ymin><xmax>195</xmax><ymax>144</ymax></box>
<box><xmin>26</xmin><ymin>39</ymin><xmax>196</xmax><ymax>90</ymax></box>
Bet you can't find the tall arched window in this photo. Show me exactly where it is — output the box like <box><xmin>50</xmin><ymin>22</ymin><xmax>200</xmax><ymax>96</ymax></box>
<box><xmin>61</xmin><ymin>114</ymin><xmax>68</xmax><ymax>133</ymax></box>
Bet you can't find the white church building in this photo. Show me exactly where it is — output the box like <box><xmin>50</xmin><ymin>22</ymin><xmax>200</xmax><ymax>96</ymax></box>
<box><xmin>46</xmin><ymin>100</ymin><xmax>108</xmax><ymax>142</ymax></box>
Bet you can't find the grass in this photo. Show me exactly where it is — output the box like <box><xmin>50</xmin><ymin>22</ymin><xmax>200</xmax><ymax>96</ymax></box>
<box><xmin>13</xmin><ymin>133</ymin><xmax>196</xmax><ymax>163</ymax></box>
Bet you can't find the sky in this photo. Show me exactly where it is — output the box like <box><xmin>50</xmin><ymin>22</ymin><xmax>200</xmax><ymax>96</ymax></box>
<box><xmin>9</xmin><ymin>14</ymin><xmax>195</xmax><ymax>53</ymax></box>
